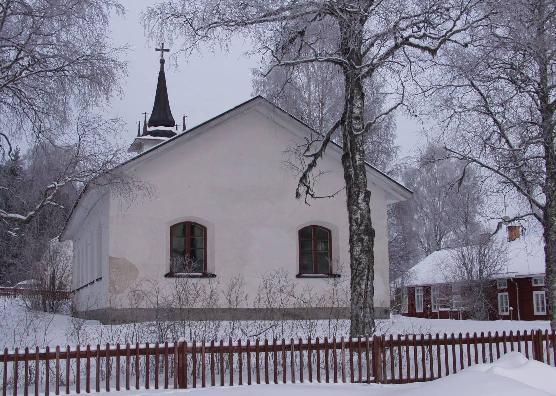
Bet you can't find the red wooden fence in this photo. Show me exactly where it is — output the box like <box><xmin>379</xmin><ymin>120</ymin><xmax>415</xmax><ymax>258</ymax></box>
<box><xmin>1</xmin><ymin>329</ymin><xmax>554</xmax><ymax>394</ymax></box>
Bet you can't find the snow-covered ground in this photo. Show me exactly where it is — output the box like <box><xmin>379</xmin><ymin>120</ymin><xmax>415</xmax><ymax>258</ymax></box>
<box><xmin>105</xmin><ymin>352</ymin><xmax>556</xmax><ymax>395</ymax></box>
<box><xmin>0</xmin><ymin>297</ymin><xmax>550</xmax><ymax>350</ymax></box>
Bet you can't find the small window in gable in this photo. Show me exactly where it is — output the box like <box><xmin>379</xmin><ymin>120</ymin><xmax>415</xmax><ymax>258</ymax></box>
<box><xmin>170</xmin><ymin>222</ymin><xmax>207</xmax><ymax>274</ymax></box>
<box><xmin>298</xmin><ymin>225</ymin><xmax>332</xmax><ymax>275</ymax></box>
<box><xmin>532</xmin><ymin>276</ymin><xmax>545</xmax><ymax>287</ymax></box>
<box><xmin>497</xmin><ymin>279</ymin><xmax>507</xmax><ymax>289</ymax></box>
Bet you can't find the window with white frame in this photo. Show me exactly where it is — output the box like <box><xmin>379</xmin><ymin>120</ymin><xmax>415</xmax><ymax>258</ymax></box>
<box><xmin>533</xmin><ymin>291</ymin><xmax>546</xmax><ymax>315</ymax></box>
<box><xmin>498</xmin><ymin>292</ymin><xmax>509</xmax><ymax>315</ymax></box>
<box><xmin>497</xmin><ymin>279</ymin><xmax>507</xmax><ymax>289</ymax></box>
<box><xmin>431</xmin><ymin>286</ymin><xmax>439</xmax><ymax>312</ymax></box>
<box><xmin>532</xmin><ymin>276</ymin><xmax>545</xmax><ymax>287</ymax></box>
<box><xmin>401</xmin><ymin>288</ymin><xmax>408</xmax><ymax>313</ymax></box>
<box><xmin>415</xmin><ymin>287</ymin><xmax>424</xmax><ymax>313</ymax></box>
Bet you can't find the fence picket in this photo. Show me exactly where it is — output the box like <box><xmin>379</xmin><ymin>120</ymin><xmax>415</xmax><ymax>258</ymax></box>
<box><xmin>228</xmin><ymin>339</ymin><xmax>233</xmax><ymax>387</ymax></box>
<box><xmin>65</xmin><ymin>346</ymin><xmax>69</xmax><ymax>395</ymax></box>
<box><xmin>443</xmin><ymin>334</ymin><xmax>449</xmax><ymax>376</ymax></box>
<box><xmin>55</xmin><ymin>347</ymin><xmax>60</xmax><ymax>396</ymax></box>
<box><xmin>3</xmin><ymin>348</ymin><xmax>7</xmax><ymax>396</ymax></box>
<box><xmin>332</xmin><ymin>337</ymin><xmax>338</xmax><ymax>384</ymax></box>
<box><xmin>307</xmin><ymin>337</ymin><xmax>312</xmax><ymax>383</ymax></box>
<box><xmin>238</xmin><ymin>340</ymin><xmax>243</xmax><ymax>386</ymax></box>
<box><xmin>245</xmin><ymin>340</ymin><xmax>251</xmax><ymax>386</ymax></box>
<box><xmin>125</xmin><ymin>344</ymin><xmax>130</xmax><ymax>391</ymax></box>
<box><xmin>298</xmin><ymin>338</ymin><xmax>303</xmax><ymax>383</ymax></box>
<box><xmin>154</xmin><ymin>343</ymin><xmax>159</xmax><ymax>390</ymax></box>
<box><xmin>116</xmin><ymin>344</ymin><xmax>121</xmax><ymax>392</ymax></box>
<box><xmin>290</xmin><ymin>338</ymin><xmax>295</xmax><ymax>384</ymax></box>
<box><xmin>219</xmin><ymin>340</ymin><xmax>224</xmax><ymax>387</ymax></box>
<box><xmin>264</xmin><ymin>339</ymin><xmax>269</xmax><ymax>385</ymax></box>
<box><xmin>273</xmin><ymin>339</ymin><xmax>278</xmax><ymax>384</ymax></box>
<box><xmin>106</xmin><ymin>343</ymin><xmax>111</xmax><ymax>392</ymax></box>
<box><xmin>315</xmin><ymin>338</ymin><xmax>320</xmax><ymax>383</ymax></box>
<box><xmin>85</xmin><ymin>345</ymin><xmax>90</xmax><ymax>394</ymax></box>
<box><xmin>281</xmin><ymin>339</ymin><xmax>286</xmax><ymax>384</ymax></box>
<box><xmin>24</xmin><ymin>348</ymin><xmax>29</xmax><ymax>396</ymax></box>
<box><xmin>340</xmin><ymin>337</ymin><xmax>346</xmax><ymax>383</ymax></box>
<box><xmin>191</xmin><ymin>341</ymin><xmax>196</xmax><ymax>389</ymax></box>
<box><xmin>164</xmin><ymin>342</ymin><xmax>169</xmax><ymax>390</ymax></box>
<box><xmin>210</xmin><ymin>340</ymin><xmax>216</xmax><ymax>387</ymax></box>
<box><xmin>12</xmin><ymin>347</ymin><xmax>18</xmax><ymax>396</ymax></box>
<box><xmin>324</xmin><ymin>337</ymin><xmax>329</xmax><ymax>383</ymax></box>
<box><xmin>255</xmin><ymin>339</ymin><xmax>260</xmax><ymax>385</ymax></box>
<box><xmin>134</xmin><ymin>343</ymin><xmax>139</xmax><ymax>391</ymax></box>
<box><xmin>34</xmin><ymin>347</ymin><xmax>39</xmax><ymax>396</ymax></box>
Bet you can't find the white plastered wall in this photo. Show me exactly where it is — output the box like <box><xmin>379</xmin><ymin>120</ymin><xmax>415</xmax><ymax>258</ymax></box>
<box><xmin>105</xmin><ymin>106</ymin><xmax>391</xmax><ymax>310</ymax></box>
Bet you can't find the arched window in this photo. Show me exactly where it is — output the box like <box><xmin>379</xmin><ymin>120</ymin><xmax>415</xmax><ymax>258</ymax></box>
<box><xmin>298</xmin><ymin>225</ymin><xmax>332</xmax><ymax>275</ymax></box>
<box><xmin>170</xmin><ymin>222</ymin><xmax>207</xmax><ymax>274</ymax></box>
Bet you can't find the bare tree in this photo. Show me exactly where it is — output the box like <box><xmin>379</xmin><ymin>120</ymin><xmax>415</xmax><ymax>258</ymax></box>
<box><xmin>0</xmin><ymin>0</ymin><xmax>126</xmax><ymax>239</ymax></box>
<box><xmin>433</xmin><ymin>0</ymin><xmax>556</xmax><ymax>328</ymax></box>
<box><xmin>253</xmin><ymin>55</ymin><xmax>398</xmax><ymax>171</ymax></box>
<box><xmin>388</xmin><ymin>144</ymin><xmax>485</xmax><ymax>282</ymax></box>
<box><xmin>145</xmin><ymin>0</ymin><xmax>489</xmax><ymax>336</ymax></box>
<box><xmin>444</xmin><ymin>235</ymin><xmax>506</xmax><ymax>320</ymax></box>
<box><xmin>0</xmin><ymin>0</ymin><xmax>124</xmax><ymax>136</ymax></box>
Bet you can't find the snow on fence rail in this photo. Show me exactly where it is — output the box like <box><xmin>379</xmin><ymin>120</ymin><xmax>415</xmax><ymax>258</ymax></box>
<box><xmin>2</xmin><ymin>329</ymin><xmax>555</xmax><ymax>394</ymax></box>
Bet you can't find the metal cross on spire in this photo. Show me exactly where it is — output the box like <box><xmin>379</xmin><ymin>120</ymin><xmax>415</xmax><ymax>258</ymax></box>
<box><xmin>155</xmin><ymin>43</ymin><xmax>170</xmax><ymax>60</ymax></box>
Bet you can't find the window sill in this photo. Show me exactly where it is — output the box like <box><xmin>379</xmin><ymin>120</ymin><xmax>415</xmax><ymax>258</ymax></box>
<box><xmin>296</xmin><ymin>273</ymin><xmax>341</xmax><ymax>279</ymax></box>
<box><xmin>164</xmin><ymin>272</ymin><xmax>216</xmax><ymax>278</ymax></box>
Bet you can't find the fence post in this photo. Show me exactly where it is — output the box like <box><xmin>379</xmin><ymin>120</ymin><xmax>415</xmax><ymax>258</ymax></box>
<box><xmin>177</xmin><ymin>340</ymin><xmax>186</xmax><ymax>389</ymax></box>
<box><xmin>371</xmin><ymin>336</ymin><xmax>382</xmax><ymax>383</ymax></box>
<box><xmin>532</xmin><ymin>330</ymin><xmax>544</xmax><ymax>362</ymax></box>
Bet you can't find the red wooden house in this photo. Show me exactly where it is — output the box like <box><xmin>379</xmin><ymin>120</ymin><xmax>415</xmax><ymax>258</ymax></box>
<box><xmin>397</xmin><ymin>225</ymin><xmax>549</xmax><ymax>321</ymax></box>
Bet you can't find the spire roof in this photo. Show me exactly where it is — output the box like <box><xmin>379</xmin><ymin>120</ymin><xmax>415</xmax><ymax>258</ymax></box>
<box><xmin>148</xmin><ymin>56</ymin><xmax>176</xmax><ymax>129</ymax></box>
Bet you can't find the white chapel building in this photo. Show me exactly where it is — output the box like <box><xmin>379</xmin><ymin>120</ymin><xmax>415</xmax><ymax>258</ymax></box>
<box><xmin>61</xmin><ymin>50</ymin><xmax>412</xmax><ymax>323</ymax></box>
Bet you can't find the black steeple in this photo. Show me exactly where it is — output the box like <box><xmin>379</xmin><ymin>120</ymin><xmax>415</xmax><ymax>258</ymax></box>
<box><xmin>146</xmin><ymin>43</ymin><xmax>176</xmax><ymax>138</ymax></box>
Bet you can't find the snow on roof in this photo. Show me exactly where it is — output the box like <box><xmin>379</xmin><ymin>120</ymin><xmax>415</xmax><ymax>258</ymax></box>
<box><xmin>401</xmin><ymin>231</ymin><xmax>545</xmax><ymax>287</ymax></box>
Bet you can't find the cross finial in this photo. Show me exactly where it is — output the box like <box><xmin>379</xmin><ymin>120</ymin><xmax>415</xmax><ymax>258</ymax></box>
<box><xmin>155</xmin><ymin>43</ymin><xmax>170</xmax><ymax>60</ymax></box>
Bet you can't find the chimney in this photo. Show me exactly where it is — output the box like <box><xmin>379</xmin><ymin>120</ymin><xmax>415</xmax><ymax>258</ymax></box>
<box><xmin>137</xmin><ymin>121</ymin><xmax>141</xmax><ymax>137</ymax></box>
<box><xmin>507</xmin><ymin>225</ymin><xmax>521</xmax><ymax>242</ymax></box>
<box><xmin>182</xmin><ymin>115</ymin><xmax>187</xmax><ymax>132</ymax></box>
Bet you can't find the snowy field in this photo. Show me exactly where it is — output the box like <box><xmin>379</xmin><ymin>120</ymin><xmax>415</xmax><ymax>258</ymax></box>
<box><xmin>98</xmin><ymin>353</ymin><xmax>556</xmax><ymax>395</ymax></box>
<box><xmin>0</xmin><ymin>297</ymin><xmax>550</xmax><ymax>350</ymax></box>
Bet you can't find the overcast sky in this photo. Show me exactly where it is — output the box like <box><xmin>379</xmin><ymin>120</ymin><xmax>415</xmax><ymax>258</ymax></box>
<box><xmin>109</xmin><ymin>1</ymin><xmax>425</xmax><ymax>161</ymax></box>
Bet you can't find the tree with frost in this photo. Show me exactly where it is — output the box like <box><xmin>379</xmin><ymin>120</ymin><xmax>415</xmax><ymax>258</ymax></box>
<box><xmin>253</xmin><ymin>53</ymin><xmax>397</xmax><ymax>172</ymax></box>
<box><xmin>145</xmin><ymin>0</ymin><xmax>490</xmax><ymax>336</ymax></box>
<box><xmin>388</xmin><ymin>144</ymin><xmax>485</xmax><ymax>281</ymax></box>
<box><xmin>0</xmin><ymin>0</ymin><xmax>126</xmax><ymax>228</ymax></box>
<box><xmin>433</xmin><ymin>0</ymin><xmax>556</xmax><ymax>329</ymax></box>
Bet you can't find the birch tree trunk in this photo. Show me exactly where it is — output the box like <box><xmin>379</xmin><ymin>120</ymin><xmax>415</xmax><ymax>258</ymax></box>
<box><xmin>533</xmin><ymin>0</ymin><xmax>555</xmax><ymax>329</ymax></box>
<box><xmin>339</xmin><ymin>14</ymin><xmax>376</xmax><ymax>337</ymax></box>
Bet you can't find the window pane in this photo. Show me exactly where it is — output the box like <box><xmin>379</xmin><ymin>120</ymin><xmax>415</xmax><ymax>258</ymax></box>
<box><xmin>188</xmin><ymin>249</ymin><xmax>205</xmax><ymax>272</ymax></box>
<box><xmin>171</xmin><ymin>224</ymin><xmax>185</xmax><ymax>256</ymax></box>
<box><xmin>300</xmin><ymin>253</ymin><xmax>312</xmax><ymax>273</ymax></box>
<box><xmin>315</xmin><ymin>239</ymin><xmax>329</xmax><ymax>252</ymax></box>
<box><xmin>316</xmin><ymin>252</ymin><xmax>330</xmax><ymax>273</ymax></box>
<box><xmin>299</xmin><ymin>226</ymin><xmax>312</xmax><ymax>240</ymax></box>
<box><xmin>190</xmin><ymin>237</ymin><xmax>204</xmax><ymax>249</ymax></box>
<box><xmin>314</xmin><ymin>226</ymin><xmax>329</xmax><ymax>241</ymax></box>
<box><xmin>300</xmin><ymin>239</ymin><xmax>312</xmax><ymax>252</ymax></box>
<box><xmin>190</xmin><ymin>223</ymin><xmax>204</xmax><ymax>237</ymax></box>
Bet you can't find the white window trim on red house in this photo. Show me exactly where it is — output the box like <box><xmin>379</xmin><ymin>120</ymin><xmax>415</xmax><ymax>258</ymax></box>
<box><xmin>415</xmin><ymin>287</ymin><xmax>424</xmax><ymax>313</ymax></box>
<box><xmin>532</xmin><ymin>276</ymin><xmax>545</xmax><ymax>287</ymax></box>
<box><xmin>401</xmin><ymin>288</ymin><xmax>408</xmax><ymax>313</ymax></box>
<box><xmin>431</xmin><ymin>286</ymin><xmax>439</xmax><ymax>312</ymax></box>
<box><xmin>533</xmin><ymin>291</ymin><xmax>546</xmax><ymax>315</ymax></box>
<box><xmin>498</xmin><ymin>292</ymin><xmax>509</xmax><ymax>315</ymax></box>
